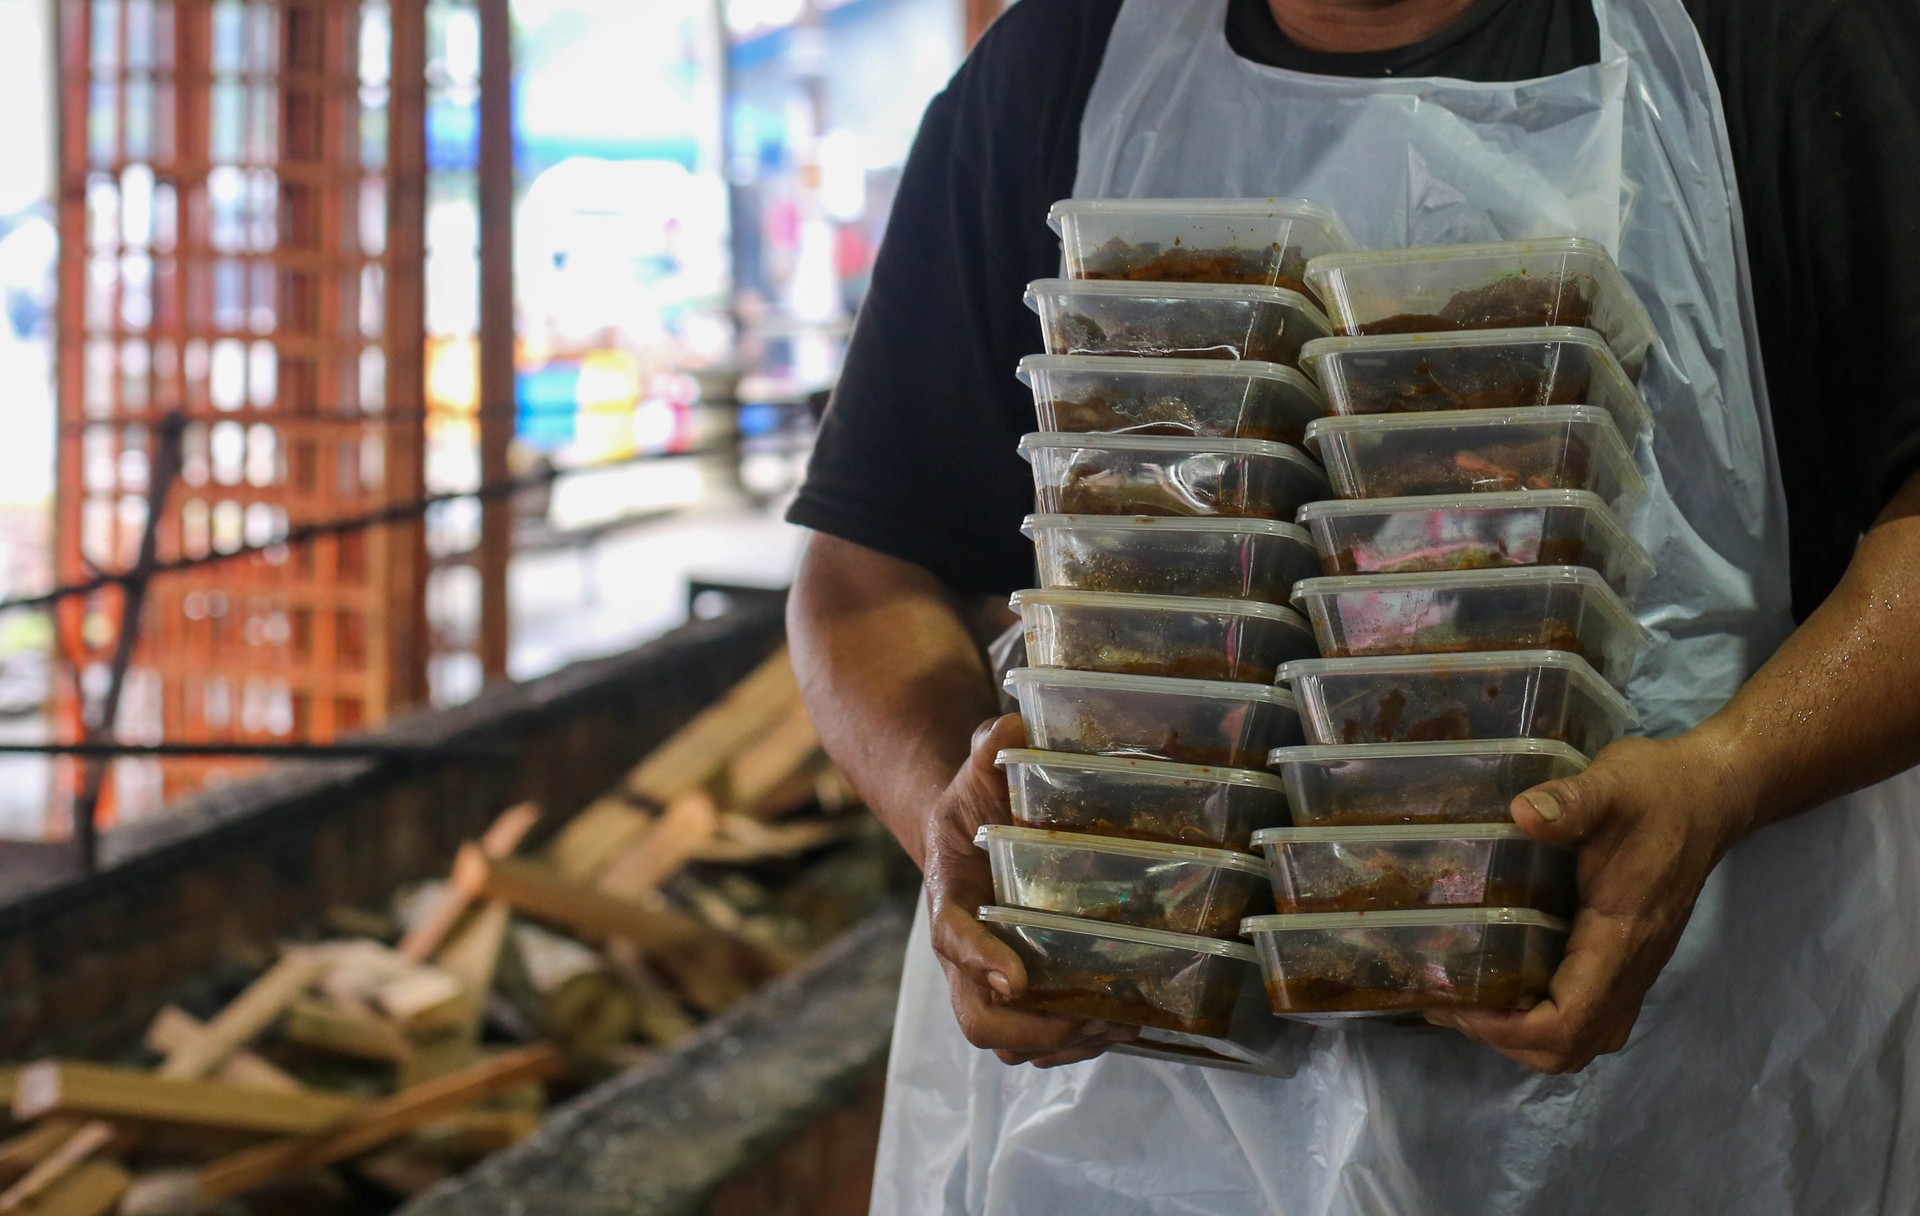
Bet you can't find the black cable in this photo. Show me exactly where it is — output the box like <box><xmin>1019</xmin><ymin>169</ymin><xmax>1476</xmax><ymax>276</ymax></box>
<box><xmin>0</xmin><ymin>435</ymin><xmax>811</xmax><ymax>616</ymax></box>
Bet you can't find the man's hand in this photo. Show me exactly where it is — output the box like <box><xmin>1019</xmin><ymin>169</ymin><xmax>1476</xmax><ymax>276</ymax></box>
<box><xmin>1429</xmin><ymin>731</ymin><xmax>1758</xmax><ymax>1073</ymax></box>
<box><xmin>925</xmin><ymin>713</ymin><xmax>1140</xmax><ymax>1068</ymax></box>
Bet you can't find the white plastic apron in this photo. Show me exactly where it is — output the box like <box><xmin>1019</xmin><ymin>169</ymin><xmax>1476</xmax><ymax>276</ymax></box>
<box><xmin>870</xmin><ymin>2</ymin><xmax>1920</xmax><ymax>1211</ymax></box>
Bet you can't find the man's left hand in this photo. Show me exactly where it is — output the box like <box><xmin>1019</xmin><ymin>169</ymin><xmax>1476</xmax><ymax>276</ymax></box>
<box><xmin>1429</xmin><ymin>731</ymin><xmax>1758</xmax><ymax>1073</ymax></box>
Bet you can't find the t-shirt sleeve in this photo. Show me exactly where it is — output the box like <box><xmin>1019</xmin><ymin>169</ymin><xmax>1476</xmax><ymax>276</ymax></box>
<box><xmin>785</xmin><ymin>0</ymin><xmax>1119</xmax><ymax>597</ymax></box>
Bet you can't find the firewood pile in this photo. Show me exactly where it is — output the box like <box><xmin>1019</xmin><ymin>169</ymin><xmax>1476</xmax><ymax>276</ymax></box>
<box><xmin>0</xmin><ymin>649</ymin><xmax>886</xmax><ymax>1216</ymax></box>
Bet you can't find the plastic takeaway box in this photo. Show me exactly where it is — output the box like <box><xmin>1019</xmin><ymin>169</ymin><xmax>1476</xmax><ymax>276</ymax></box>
<box><xmin>1252</xmin><ymin>823</ymin><xmax>1575</xmax><ymax>918</ymax></box>
<box><xmin>1024</xmin><ymin>514</ymin><xmax>1320</xmax><ymax>604</ymax></box>
<box><xmin>1243</xmin><ymin>907</ymin><xmax>1569</xmax><ymax>1017</ymax></box>
<box><xmin>1048</xmin><ymin>197</ymin><xmax>1358</xmax><ymax>296</ymax></box>
<box><xmin>1006</xmin><ymin>666</ymin><xmax>1303</xmax><ymax>770</ymax></box>
<box><xmin>1276</xmin><ymin>650</ymin><xmax>1636</xmax><ymax>758</ymax></box>
<box><xmin>1296</xmin><ymin>489</ymin><xmax>1652</xmax><ymax>595</ymax></box>
<box><xmin>980</xmin><ymin>905</ymin><xmax>1258</xmax><ymax>1036</ymax></box>
<box><xmin>998</xmin><ymin>747</ymin><xmax>1291</xmax><ymax>852</ymax></box>
<box><xmin>1297</xmin><ymin>327</ymin><xmax>1652</xmax><ymax>439</ymax></box>
<box><xmin>1026</xmin><ymin>278</ymin><xmax>1333</xmax><ymax>367</ymax></box>
<box><xmin>1018</xmin><ymin>353</ymin><xmax>1328</xmax><ymax>444</ymax></box>
<box><xmin>1304</xmin><ymin>406</ymin><xmax>1643</xmax><ymax>510</ymax></box>
<box><xmin>1020</xmin><ymin>432</ymin><xmax>1330</xmax><ymax>520</ymax></box>
<box><xmin>1013</xmin><ymin>588</ymin><xmax>1318</xmax><ymax>685</ymax></box>
<box><xmin>1302</xmin><ymin>239</ymin><xmax>1659</xmax><ymax>375</ymax></box>
<box><xmin>977</xmin><ymin>824</ymin><xmax>1273</xmax><ymax>938</ymax></box>
<box><xmin>1267</xmin><ymin>739</ymin><xmax>1589</xmax><ymax>827</ymax></box>
<box><xmin>1290</xmin><ymin>567</ymin><xmax>1650</xmax><ymax>688</ymax></box>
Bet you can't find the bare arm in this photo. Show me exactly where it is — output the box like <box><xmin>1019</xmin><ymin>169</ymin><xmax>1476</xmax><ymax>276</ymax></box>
<box><xmin>1444</xmin><ymin>470</ymin><xmax>1920</xmax><ymax>1071</ymax></box>
<box><xmin>788</xmin><ymin>533</ymin><xmax>1137</xmax><ymax>1066</ymax></box>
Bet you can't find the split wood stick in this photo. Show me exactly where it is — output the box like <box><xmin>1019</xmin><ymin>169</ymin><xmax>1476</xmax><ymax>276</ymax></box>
<box><xmin>692</xmin><ymin>814</ymin><xmax>857</xmax><ymax>864</ymax></box>
<box><xmin>372</xmin><ymin>970</ymin><xmax>467</xmax><ymax>1036</ymax></box>
<box><xmin>397</xmin><ymin>802</ymin><xmax>541</xmax><ymax>961</ymax></box>
<box><xmin>595</xmin><ymin>789</ymin><xmax>718</xmax><ymax>901</ymax></box>
<box><xmin>11</xmin><ymin>1161</ymin><xmax>125</xmax><ymax>1216</ymax></box>
<box><xmin>0</xmin><ymin>1124</ymin><xmax>79</xmax><ymax>1190</ymax></box>
<box><xmin>546</xmin><ymin>798</ymin><xmax>652</xmax><ymax>886</ymax></box>
<box><xmin>143</xmin><ymin>1010</ymin><xmax>302</xmax><ymax>1095</ymax></box>
<box><xmin>11</xmin><ymin>1063</ymin><xmax>360</xmax><ymax>1137</ymax></box>
<box><xmin>501</xmin><ymin>924</ymin><xmax>634</xmax><ymax>1056</ymax></box>
<box><xmin>282</xmin><ymin>998</ymin><xmax>413</xmax><ymax>1064</ymax></box>
<box><xmin>122</xmin><ymin>1045</ymin><xmax>561</xmax><ymax>1214</ymax></box>
<box><xmin>602</xmin><ymin>941</ymin><xmax>697</xmax><ymax>1046</ymax></box>
<box><xmin>456</xmin><ymin>847</ymin><xmax>706</xmax><ymax>952</ymax></box>
<box><xmin>621</xmin><ymin>648</ymin><xmax>799</xmax><ymax>809</ymax></box>
<box><xmin>725</xmin><ymin>701</ymin><xmax>821</xmax><ymax>814</ymax></box>
<box><xmin>0</xmin><ymin>951</ymin><xmax>325</xmax><ymax>1210</ymax></box>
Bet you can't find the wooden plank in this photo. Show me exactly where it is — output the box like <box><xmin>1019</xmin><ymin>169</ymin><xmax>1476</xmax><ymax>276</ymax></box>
<box><xmin>0</xmin><ymin>1124</ymin><xmax>78</xmax><ymax>1190</ymax></box>
<box><xmin>595</xmin><ymin>790</ymin><xmax>718</xmax><ymax>902</ymax></box>
<box><xmin>397</xmin><ymin>802</ymin><xmax>540</xmax><ymax>961</ymax></box>
<box><xmin>692</xmin><ymin>814</ymin><xmax>859</xmax><ymax>864</ymax></box>
<box><xmin>123</xmin><ymin>1046</ymin><xmax>562</xmax><ymax>1212</ymax></box>
<box><xmin>282</xmin><ymin>998</ymin><xmax>413</xmax><ymax>1065</ymax></box>
<box><xmin>0</xmin><ymin>952</ymin><xmax>325</xmax><ymax>1210</ymax></box>
<box><xmin>144</xmin><ymin>1010</ymin><xmax>302</xmax><ymax>1095</ymax></box>
<box><xmin>724</xmin><ymin>702</ymin><xmax>820</xmax><ymax>814</ymax></box>
<box><xmin>373</xmin><ymin>970</ymin><xmax>467</xmax><ymax>1036</ymax></box>
<box><xmin>546</xmin><ymin>797</ymin><xmax>652</xmax><ymax>886</ymax></box>
<box><xmin>458</xmin><ymin>847</ymin><xmax>706</xmax><ymax>953</ymax></box>
<box><xmin>475</xmin><ymin>0</ymin><xmax>515</xmax><ymax>680</ymax></box>
<box><xmin>10</xmin><ymin>1063</ymin><xmax>360</xmax><ymax>1137</ymax></box>
<box><xmin>621</xmin><ymin>649</ymin><xmax>798</xmax><ymax>809</ymax></box>
<box><xmin>12</xmin><ymin>1162</ymin><xmax>125</xmax><ymax>1216</ymax></box>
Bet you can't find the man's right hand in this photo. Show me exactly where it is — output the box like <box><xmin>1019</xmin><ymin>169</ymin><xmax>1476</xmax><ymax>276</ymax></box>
<box><xmin>924</xmin><ymin>713</ymin><xmax>1140</xmax><ymax>1068</ymax></box>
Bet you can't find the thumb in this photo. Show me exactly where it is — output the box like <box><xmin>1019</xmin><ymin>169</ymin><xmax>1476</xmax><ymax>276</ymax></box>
<box><xmin>966</xmin><ymin>713</ymin><xmax>1029</xmax><ymax>782</ymax></box>
<box><xmin>1510</xmin><ymin>764</ymin><xmax>1618</xmax><ymax>846</ymax></box>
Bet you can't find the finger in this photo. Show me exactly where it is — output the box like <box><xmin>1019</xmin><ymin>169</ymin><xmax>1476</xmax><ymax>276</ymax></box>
<box><xmin>931</xmin><ymin>899</ymin><xmax>1027</xmax><ymax>999</ymax></box>
<box><xmin>969</xmin><ymin>713</ymin><xmax>1029</xmax><ymax>776</ymax></box>
<box><xmin>1509</xmin><ymin>762</ymin><xmax>1621</xmax><ymax>847</ymax></box>
<box><xmin>957</xmin><ymin>988</ymin><xmax>1119</xmax><ymax>1056</ymax></box>
<box><xmin>1448</xmin><ymin>909</ymin><xmax>1636</xmax><ymax>1067</ymax></box>
<box><xmin>1029</xmin><ymin>1041</ymin><xmax>1116</xmax><ymax>1069</ymax></box>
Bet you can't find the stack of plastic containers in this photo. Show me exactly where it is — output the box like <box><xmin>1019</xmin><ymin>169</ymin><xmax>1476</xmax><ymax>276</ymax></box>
<box><xmin>1241</xmin><ymin>238</ymin><xmax>1658</xmax><ymax>1020</ymax></box>
<box><xmin>981</xmin><ymin>199</ymin><xmax>1354</xmax><ymax>1038</ymax></box>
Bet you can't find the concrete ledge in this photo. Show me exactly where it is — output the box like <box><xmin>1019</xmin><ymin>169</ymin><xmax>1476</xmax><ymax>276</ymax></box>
<box><xmin>400</xmin><ymin>898</ymin><xmax>913</xmax><ymax>1216</ymax></box>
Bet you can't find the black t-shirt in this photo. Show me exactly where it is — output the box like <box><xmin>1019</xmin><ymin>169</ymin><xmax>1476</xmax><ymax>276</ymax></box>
<box><xmin>788</xmin><ymin>0</ymin><xmax>1920</xmax><ymax>621</ymax></box>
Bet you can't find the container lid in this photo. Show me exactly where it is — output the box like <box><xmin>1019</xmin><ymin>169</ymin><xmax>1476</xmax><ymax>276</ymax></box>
<box><xmin>1006</xmin><ymin>665</ymin><xmax>1300</xmax><ymax>710</ymax></box>
<box><xmin>977</xmin><ymin>824</ymin><xmax>1270</xmax><ymax>875</ymax></box>
<box><xmin>1301</xmin><ymin>238</ymin><xmax>1657</xmax><ymax>362</ymax></box>
<box><xmin>1011</xmin><ymin>587</ymin><xmax>1314</xmax><ymax>633</ymax></box>
<box><xmin>1266</xmin><ymin>738</ymin><xmax>1591</xmax><ymax>771</ymax></box>
<box><xmin>1017</xmin><ymin>353</ymin><xmax>1326</xmax><ymax>403</ymax></box>
<box><xmin>1296</xmin><ymin>327</ymin><xmax>1654</xmax><ymax>439</ymax></box>
<box><xmin>1024</xmin><ymin>277</ymin><xmax>1334</xmax><ymax>335</ymax></box>
<box><xmin>1250</xmin><ymin>823</ymin><xmax>1548</xmax><ymax>846</ymax></box>
<box><xmin>1288</xmin><ymin>566</ymin><xmax>1651</xmax><ymax>648</ymax></box>
<box><xmin>1300</xmin><ymin>405</ymin><xmax>1645</xmax><ymax>503</ymax></box>
<box><xmin>981</xmin><ymin>904</ymin><xmax>1260</xmax><ymax>962</ymax></box>
<box><xmin>997</xmin><ymin>747</ymin><xmax>1290</xmax><ymax>792</ymax></box>
<box><xmin>1046</xmin><ymin>196</ymin><xmax>1357</xmax><ymax>247</ymax></box>
<box><xmin>1276</xmin><ymin>649</ymin><xmax>1638</xmax><ymax>726</ymax></box>
<box><xmin>1293</xmin><ymin>489</ymin><xmax>1653</xmax><ymax>588</ymax></box>
<box><xmin>1018</xmin><ymin>430</ymin><xmax>1322</xmax><ymax>466</ymax></box>
<box><xmin>1023</xmin><ymin>513</ymin><xmax>1313</xmax><ymax>547</ymax></box>
<box><xmin>1240</xmin><ymin>907</ymin><xmax>1571</xmax><ymax>935</ymax></box>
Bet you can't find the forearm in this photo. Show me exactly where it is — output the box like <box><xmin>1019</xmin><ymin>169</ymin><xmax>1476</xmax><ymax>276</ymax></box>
<box><xmin>1690</xmin><ymin>468</ymin><xmax>1920</xmax><ymax>833</ymax></box>
<box><xmin>787</xmin><ymin>533</ymin><xmax>1000</xmax><ymax>868</ymax></box>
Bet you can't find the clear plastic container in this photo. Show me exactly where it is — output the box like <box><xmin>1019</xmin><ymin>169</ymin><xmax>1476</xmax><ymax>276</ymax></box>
<box><xmin>1304</xmin><ymin>406</ymin><xmax>1643</xmax><ymax>509</ymax></box>
<box><xmin>1020</xmin><ymin>432</ymin><xmax>1330</xmax><ymax>520</ymax></box>
<box><xmin>1297</xmin><ymin>490</ymin><xmax>1651</xmax><ymax>595</ymax></box>
<box><xmin>1297</xmin><ymin>328</ymin><xmax>1652</xmax><ymax>439</ymax></box>
<box><xmin>1048</xmin><ymin>198</ymin><xmax>1358</xmax><ymax>296</ymax></box>
<box><xmin>1026</xmin><ymin>278</ymin><xmax>1333</xmax><ymax>366</ymax></box>
<box><xmin>1014</xmin><ymin>588</ymin><xmax>1317</xmax><ymax>685</ymax></box>
<box><xmin>1291</xmin><ymin>567</ymin><xmax>1649</xmax><ymax>687</ymax></box>
<box><xmin>1025</xmin><ymin>514</ymin><xmax>1320</xmax><ymax>603</ymax></box>
<box><xmin>1267</xmin><ymin>739</ymin><xmax>1589</xmax><ymax>827</ymax></box>
<box><xmin>1006</xmin><ymin>666</ymin><xmax>1303</xmax><ymax>769</ymax></box>
<box><xmin>1278</xmin><ymin>650</ymin><xmax>1636</xmax><ymax>758</ymax></box>
<box><xmin>1243</xmin><ymin>907</ymin><xmax>1568</xmax><ymax>1017</ymax></box>
<box><xmin>980</xmin><ymin>905</ymin><xmax>1257</xmax><ymax>1036</ymax></box>
<box><xmin>977</xmin><ymin>825</ymin><xmax>1273</xmax><ymax>938</ymax></box>
<box><xmin>1303</xmin><ymin>239</ymin><xmax>1658</xmax><ymax>374</ymax></box>
<box><xmin>1018</xmin><ymin>354</ymin><xmax>1329</xmax><ymax>445</ymax></box>
<box><xmin>998</xmin><ymin>748</ymin><xmax>1291</xmax><ymax>852</ymax></box>
<box><xmin>1252</xmin><ymin>824</ymin><xmax>1575</xmax><ymax>918</ymax></box>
